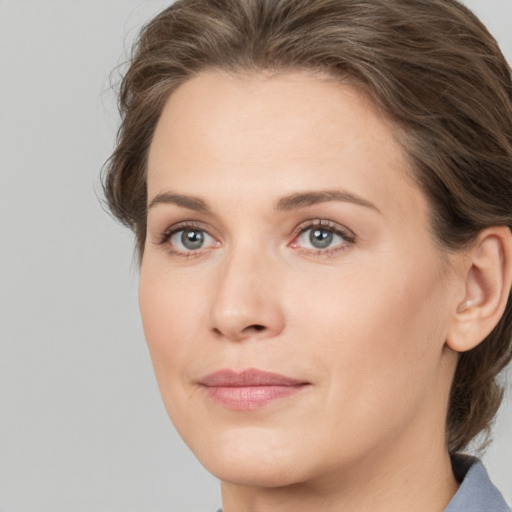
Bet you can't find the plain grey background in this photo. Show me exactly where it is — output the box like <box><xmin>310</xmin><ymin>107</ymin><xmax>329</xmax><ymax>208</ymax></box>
<box><xmin>0</xmin><ymin>1</ymin><xmax>511</xmax><ymax>511</ymax></box>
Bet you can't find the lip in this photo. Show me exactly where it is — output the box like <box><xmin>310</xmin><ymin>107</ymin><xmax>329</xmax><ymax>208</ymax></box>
<box><xmin>198</xmin><ymin>368</ymin><xmax>310</xmax><ymax>410</ymax></box>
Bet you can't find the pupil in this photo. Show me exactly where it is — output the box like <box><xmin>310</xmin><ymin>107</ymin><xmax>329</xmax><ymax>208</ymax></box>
<box><xmin>310</xmin><ymin>228</ymin><xmax>333</xmax><ymax>249</ymax></box>
<box><xmin>182</xmin><ymin>230</ymin><xmax>204</xmax><ymax>250</ymax></box>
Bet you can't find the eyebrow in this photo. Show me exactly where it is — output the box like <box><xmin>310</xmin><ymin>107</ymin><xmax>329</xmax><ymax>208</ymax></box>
<box><xmin>148</xmin><ymin>192</ymin><xmax>210</xmax><ymax>212</ymax></box>
<box><xmin>275</xmin><ymin>190</ymin><xmax>381</xmax><ymax>213</ymax></box>
<box><xmin>147</xmin><ymin>189</ymin><xmax>380</xmax><ymax>214</ymax></box>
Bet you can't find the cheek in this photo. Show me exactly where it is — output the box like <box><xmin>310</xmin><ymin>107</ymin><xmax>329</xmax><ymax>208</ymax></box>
<box><xmin>138</xmin><ymin>263</ymin><xmax>207</xmax><ymax>393</ymax></box>
<box><xmin>285</xmin><ymin>253</ymin><xmax>450</xmax><ymax>410</ymax></box>
<box><xmin>270</xmin><ymin>258</ymin><xmax>452</xmax><ymax>468</ymax></box>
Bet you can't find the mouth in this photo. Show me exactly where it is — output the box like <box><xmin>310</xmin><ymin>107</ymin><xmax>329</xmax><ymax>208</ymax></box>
<box><xmin>198</xmin><ymin>368</ymin><xmax>310</xmax><ymax>411</ymax></box>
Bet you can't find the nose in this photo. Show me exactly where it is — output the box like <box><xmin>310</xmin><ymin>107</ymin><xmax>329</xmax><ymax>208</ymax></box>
<box><xmin>209</xmin><ymin>245</ymin><xmax>285</xmax><ymax>342</ymax></box>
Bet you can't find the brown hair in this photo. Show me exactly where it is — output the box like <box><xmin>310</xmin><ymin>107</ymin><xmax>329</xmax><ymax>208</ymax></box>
<box><xmin>103</xmin><ymin>0</ymin><xmax>512</xmax><ymax>453</ymax></box>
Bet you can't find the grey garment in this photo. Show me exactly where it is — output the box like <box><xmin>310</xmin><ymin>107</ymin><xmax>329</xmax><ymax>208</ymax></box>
<box><xmin>216</xmin><ymin>456</ymin><xmax>510</xmax><ymax>512</ymax></box>
<box><xmin>445</xmin><ymin>454</ymin><xmax>510</xmax><ymax>512</ymax></box>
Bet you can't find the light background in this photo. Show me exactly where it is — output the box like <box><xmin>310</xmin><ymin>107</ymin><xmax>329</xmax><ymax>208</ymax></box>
<box><xmin>0</xmin><ymin>1</ymin><xmax>511</xmax><ymax>511</ymax></box>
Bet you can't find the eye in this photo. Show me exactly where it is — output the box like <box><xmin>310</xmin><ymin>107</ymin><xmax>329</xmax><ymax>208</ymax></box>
<box><xmin>155</xmin><ymin>222</ymin><xmax>220</xmax><ymax>257</ymax></box>
<box><xmin>170</xmin><ymin>228</ymin><xmax>216</xmax><ymax>253</ymax></box>
<box><xmin>290</xmin><ymin>220</ymin><xmax>355</xmax><ymax>254</ymax></box>
<box><xmin>301</xmin><ymin>227</ymin><xmax>339</xmax><ymax>249</ymax></box>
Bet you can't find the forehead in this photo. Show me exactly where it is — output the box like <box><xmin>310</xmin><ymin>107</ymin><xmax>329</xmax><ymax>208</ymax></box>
<box><xmin>147</xmin><ymin>70</ymin><xmax>426</xmax><ymax>224</ymax></box>
<box><xmin>149</xmin><ymin>70</ymin><xmax>401</xmax><ymax>167</ymax></box>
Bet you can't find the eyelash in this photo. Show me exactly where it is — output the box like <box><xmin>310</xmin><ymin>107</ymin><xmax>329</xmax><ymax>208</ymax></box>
<box><xmin>155</xmin><ymin>219</ymin><xmax>356</xmax><ymax>258</ymax></box>
<box><xmin>290</xmin><ymin>219</ymin><xmax>356</xmax><ymax>257</ymax></box>
<box><xmin>156</xmin><ymin>221</ymin><xmax>215</xmax><ymax>259</ymax></box>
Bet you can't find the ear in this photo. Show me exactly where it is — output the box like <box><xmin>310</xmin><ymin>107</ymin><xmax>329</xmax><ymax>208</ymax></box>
<box><xmin>447</xmin><ymin>226</ymin><xmax>512</xmax><ymax>353</ymax></box>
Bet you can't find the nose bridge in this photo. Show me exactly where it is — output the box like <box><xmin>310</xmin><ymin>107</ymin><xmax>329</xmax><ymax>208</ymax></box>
<box><xmin>210</xmin><ymin>237</ymin><xmax>284</xmax><ymax>341</ymax></box>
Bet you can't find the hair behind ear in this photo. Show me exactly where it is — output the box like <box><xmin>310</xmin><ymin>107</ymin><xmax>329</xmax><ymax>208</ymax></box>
<box><xmin>448</xmin><ymin>297</ymin><xmax>512</xmax><ymax>453</ymax></box>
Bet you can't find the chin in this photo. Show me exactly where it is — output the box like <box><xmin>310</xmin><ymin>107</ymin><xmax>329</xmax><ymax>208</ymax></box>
<box><xmin>186</xmin><ymin>424</ymin><xmax>313</xmax><ymax>487</ymax></box>
<box><xmin>205</xmin><ymin>453</ymin><xmax>306</xmax><ymax>488</ymax></box>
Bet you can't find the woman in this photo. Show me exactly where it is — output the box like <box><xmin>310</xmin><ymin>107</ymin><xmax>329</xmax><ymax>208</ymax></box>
<box><xmin>103</xmin><ymin>0</ymin><xmax>512</xmax><ymax>510</ymax></box>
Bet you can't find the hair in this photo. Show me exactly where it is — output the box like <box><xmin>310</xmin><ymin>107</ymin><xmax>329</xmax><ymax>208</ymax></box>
<box><xmin>103</xmin><ymin>0</ymin><xmax>512</xmax><ymax>454</ymax></box>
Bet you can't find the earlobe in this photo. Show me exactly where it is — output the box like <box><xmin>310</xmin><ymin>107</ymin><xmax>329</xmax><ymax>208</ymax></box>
<box><xmin>447</xmin><ymin>226</ymin><xmax>512</xmax><ymax>353</ymax></box>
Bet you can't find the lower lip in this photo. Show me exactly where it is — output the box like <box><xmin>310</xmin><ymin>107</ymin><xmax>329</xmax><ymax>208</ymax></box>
<box><xmin>203</xmin><ymin>384</ymin><xmax>307</xmax><ymax>410</ymax></box>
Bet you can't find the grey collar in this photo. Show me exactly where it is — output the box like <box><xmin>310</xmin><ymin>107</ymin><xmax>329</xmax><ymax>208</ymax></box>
<box><xmin>444</xmin><ymin>454</ymin><xmax>510</xmax><ymax>512</ymax></box>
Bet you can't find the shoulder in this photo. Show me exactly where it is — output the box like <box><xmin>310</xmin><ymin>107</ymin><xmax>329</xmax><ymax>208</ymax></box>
<box><xmin>445</xmin><ymin>454</ymin><xmax>510</xmax><ymax>512</ymax></box>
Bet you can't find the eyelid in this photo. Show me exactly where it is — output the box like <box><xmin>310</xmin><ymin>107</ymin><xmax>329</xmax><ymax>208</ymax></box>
<box><xmin>288</xmin><ymin>218</ymin><xmax>356</xmax><ymax>255</ymax></box>
<box><xmin>154</xmin><ymin>220</ymin><xmax>212</xmax><ymax>246</ymax></box>
<box><xmin>156</xmin><ymin>221</ymin><xmax>222</xmax><ymax>256</ymax></box>
<box><xmin>290</xmin><ymin>219</ymin><xmax>356</xmax><ymax>242</ymax></box>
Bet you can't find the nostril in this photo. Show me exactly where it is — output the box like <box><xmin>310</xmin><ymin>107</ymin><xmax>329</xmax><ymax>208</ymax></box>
<box><xmin>212</xmin><ymin>324</ymin><xmax>266</xmax><ymax>339</ymax></box>
<box><xmin>243</xmin><ymin>324</ymin><xmax>266</xmax><ymax>333</ymax></box>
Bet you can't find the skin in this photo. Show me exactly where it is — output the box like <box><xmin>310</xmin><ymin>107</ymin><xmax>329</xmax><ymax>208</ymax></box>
<box><xmin>140</xmin><ymin>70</ymin><xmax>468</xmax><ymax>512</ymax></box>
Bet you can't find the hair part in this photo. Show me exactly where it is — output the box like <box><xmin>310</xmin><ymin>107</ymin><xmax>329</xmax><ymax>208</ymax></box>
<box><xmin>103</xmin><ymin>0</ymin><xmax>512</xmax><ymax>453</ymax></box>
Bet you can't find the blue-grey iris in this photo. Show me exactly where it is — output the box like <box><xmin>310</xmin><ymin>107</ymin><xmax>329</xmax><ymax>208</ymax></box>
<box><xmin>182</xmin><ymin>230</ymin><xmax>204</xmax><ymax>250</ymax></box>
<box><xmin>310</xmin><ymin>228</ymin><xmax>333</xmax><ymax>249</ymax></box>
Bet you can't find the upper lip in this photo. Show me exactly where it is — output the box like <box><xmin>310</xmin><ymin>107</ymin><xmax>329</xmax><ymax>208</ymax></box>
<box><xmin>199</xmin><ymin>368</ymin><xmax>308</xmax><ymax>387</ymax></box>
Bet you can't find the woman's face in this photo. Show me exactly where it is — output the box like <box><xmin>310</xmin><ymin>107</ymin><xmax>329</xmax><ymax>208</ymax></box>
<box><xmin>140</xmin><ymin>71</ymin><xmax>460</xmax><ymax>487</ymax></box>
